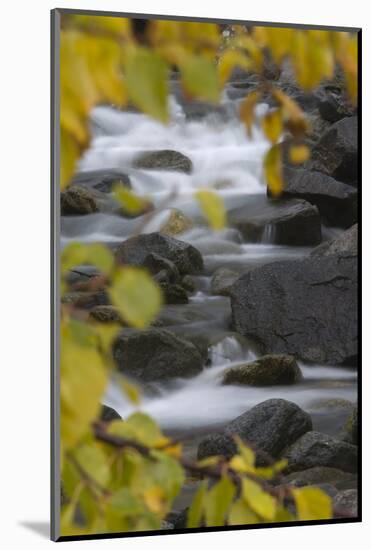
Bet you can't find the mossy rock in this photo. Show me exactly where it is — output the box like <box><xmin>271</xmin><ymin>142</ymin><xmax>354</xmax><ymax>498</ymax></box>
<box><xmin>341</xmin><ymin>407</ymin><xmax>358</xmax><ymax>445</ymax></box>
<box><xmin>133</xmin><ymin>150</ymin><xmax>193</xmax><ymax>173</ymax></box>
<box><xmin>89</xmin><ymin>305</ymin><xmax>122</xmax><ymax>323</ymax></box>
<box><xmin>160</xmin><ymin>209</ymin><xmax>193</xmax><ymax>236</ymax></box>
<box><xmin>222</xmin><ymin>354</ymin><xmax>302</xmax><ymax>386</ymax></box>
<box><xmin>61</xmin><ymin>185</ymin><xmax>98</xmax><ymax>215</ymax></box>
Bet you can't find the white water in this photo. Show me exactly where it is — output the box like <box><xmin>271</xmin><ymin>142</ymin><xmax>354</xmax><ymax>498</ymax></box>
<box><xmin>62</xmin><ymin>97</ymin><xmax>357</xmax><ymax>433</ymax></box>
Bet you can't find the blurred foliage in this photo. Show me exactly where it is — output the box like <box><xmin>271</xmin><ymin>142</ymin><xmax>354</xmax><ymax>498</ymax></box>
<box><xmin>58</xmin><ymin>14</ymin><xmax>357</xmax><ymax>536</ymax></box>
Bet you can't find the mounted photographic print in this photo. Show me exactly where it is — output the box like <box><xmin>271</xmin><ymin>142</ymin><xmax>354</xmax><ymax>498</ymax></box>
<box><xmin>51</xmin><ymin>8</ymin><xmax>361</xmax><ymax>542</ymax></box>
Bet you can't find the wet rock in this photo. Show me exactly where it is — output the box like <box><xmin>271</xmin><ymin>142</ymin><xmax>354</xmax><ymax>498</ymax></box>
<box><xmin>71</xmin><ymin>169</ymin><xmax>131</xmax><ymax>193</ymax></box>
<box><xmin>222</xmin><ymin>354</ymin><xmax>302</xmax><ymax>386</ymax></box>
<box><xmin>160</xmin><ymin>209</ymin><xmax>193</xmax><ymax>236</ymax></box>
<box><xmin>61</xmin><ymin>186</ymin><xmax>98</xmax><ymax>216</ymax></box>
<box><xmin>100</xmin><ymin>404</ymin><xmax>122</xmax><ymax>422</ymax></box>
<box><xmin>198</xmin><ymin>398</ymin><xmax>312</xmax><ymax>460</ymax></box>
<box><xmin>143</xmin><ymin>252</ymin><xmax>180</xmax><ymax>283</ymax></box>
<box><xmin>62</xmin><ymin>290</ymin><xmax>109</xmax><ymax>309</ymax></box>
<box><xmin>133</xmin><ymin>150</ymin><xmax>193</xmax><ymax>174</ymax></box>
<box><xmin>281</xmin><ymin>167</ymin><xmax>357</xmax><ymax>228</ymax></box>
<box><xmin>318</xmin><ymin>90</ymin><xmax>355</xmax><ymax>123</ymax></box>
<box><xmin>211</xmin><ymin>267</ymin><xmax>240</xmax><ymax>297</ymax></box>
<box><xmin>115</xmin><ymin>233</ymin><xmax>203</xmax><ymax>275</ymax></box>
<box><xmin>284</xmin><ymin>431</ymin><xmax>358</xmax><ymax>473</ymax></box>
<box><xmin>181</xmin><ymin>275</ymin><xmax>196</xmax><ymax>293</ymax></box>
<box><xmin>230</xmin><ymin>255</ymin><xmax>357</xmax><ymax>365</ymax></box>
<box><xmin>113</xmin><ymin>328</ymin><xmax>204</xmax><ymax>382</ymax></box>
<box><xmin>160</xmin><ymin>282</ymin><xmax>189</xmax><ymax>304</ymax></box>
<box><xmin>279</xmin><ymin>467</ymin><xmax>357</xmax><ymax>490</ymax></box>
<box><xmin>228</xmin><ymin>195</ymin><xmax>321</xmax><ymax>246</ymax></box>
<box><xmin>333</xmin><ymin>489</ymin><xmax>358</xmax><ymax>517</ymax></box>
<box><xmin>89</xmin><ymin>305</ymin><xmax>122</xmax><ymax>323</ymax></box>
<box><xmin>311</xmin><ymin>116</ymin><xmax>358</xmax><ymax>186</ymax></box>
<box><xmin>311</xmin><ymin>224</ymin><xmax>357</xmax><ymax>258</ymax></box>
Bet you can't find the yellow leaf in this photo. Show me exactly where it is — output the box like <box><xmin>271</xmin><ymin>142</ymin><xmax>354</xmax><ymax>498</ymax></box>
<box><xmin>125</xmin><ymin>47</ymin><xmax>169</xmax><ymax>123</ymax></box>
<box><xmin>292</xmin><ymin>487</ymin><xmax>332</xmax><ymax>521</ymax></box>
<box><xmin>204</xmin><ymin>476</ymin><xmax>236</xmax><ymax>527</ymax></box>
<box><xmin>109</xmin><ymin>267</ymin><xmax>162</xmax><ymax>328</ymax></box>
<box><xmin>187</xmin><ymin>481</ymin><xmax>207</xmax><ymax>528</ymax></box>
<box><xmin>180</xmin><ymin>55</ymin><xmax>220</xmax><ymax>103</ymax></box>
<box><xmin>264</xmin><ymin>145</ymin><xmax>283</xmax><ymax>197</ymax></box>
<box><xmin>262</xmin><ymin>109</ymin><xmax>283</xmax><ymax>143</ymax></box>
<box><xmin>239</xmin><ymin>91</ymin><xmax>261</xmax><ymax>137</ymax></box>
<box><xmin>113</xmin><ymin>184</ymin><xmax>150</xmax><ymax>215</ymax></box>
<box><xmin>195</xmin><ymin>189</ymin><xmax>226</xmax><ymax>230</ymax></box>
<box><xmin>218</xmin><ymin>50</ymin><xmax>252</xmax><ymax>86</ymax></box>
<box><xmin>144</xmin><ymin>486</ymin><xmax>167</xmax><ymax>515</ymax></box>
<box><xmin>229</xmin><ymin>456</ymin><xmax>255</xmax><ymax>474</ymax></box>
<box><xmin>120</xmin><ymin>377</ymin><xmax>141</xmax><ymax>405</ymax></box>
<box><xmin>289</xmin><ymin>144</ymin><xmax>310</xmax><ymax>164</ymax></box>
<box><xmin>228</xmin><ymin>498</ymin><xmax>260</xmax><ymax>525</ymax></box>
<box><xmin>242</xmin><ymin>478</ymin><xmax>277</xmax><ymax>520</ymax></box>
<box><xmin>163</xmin><ymin>443</ymin><xmax>183</xmax><ymax>459</ymax></box>
<box><xmin>61</xmin><ymin>242</ymin><xmax>114</xmax><ymax>276</ymax></box>
<box><xmin>60</xmin><ymin>128</ymin><xmax>80</xmax><ymax>190</ymax></box>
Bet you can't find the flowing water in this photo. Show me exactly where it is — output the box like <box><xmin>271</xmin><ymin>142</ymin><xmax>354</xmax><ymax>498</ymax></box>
<box><xmin>62</xmin><ymin>95</ymin><xmax>357</xmax><ymax>438</ymax></box>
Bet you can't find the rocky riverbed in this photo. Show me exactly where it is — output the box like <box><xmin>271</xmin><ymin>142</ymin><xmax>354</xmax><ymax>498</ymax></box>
<box><xmin>61</xmin><ymin>65</ymin><xmax>359</xmax><ymax>522</ymax></box>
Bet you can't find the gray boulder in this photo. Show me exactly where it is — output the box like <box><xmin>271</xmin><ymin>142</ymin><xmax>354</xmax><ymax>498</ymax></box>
<box><xmin>100</xmin><ymin>404</ymin><xmax>122</xmax><ymax>422</ymax></box>
<box><xmin>133</xmin><ymin>150</ymin><xmax>192</xmax><ymax>173</ymax></box>
<box><xmin>89</xmin><ymin>305</ymin><xmax>122</xmax><ymax>323</ymax></box>
<box><xmin>228</xmin><ymin>195</ymin><xmax>321</xmax><ymax>245</ymax></box>
<box><xmin>113</xmin><ymin>328</ymin><xmax>204</xmax><ymax>382</ymax></box>
<box><xmin>279</xmin><ymin>467</ymin><xmax>357</xmax><ymax>490</ymax></box>
<box><xmin>222</xmin><ymin>354</ymin><xmax>302</xmax><ymax>386</ymax></box>
<box><xmin>211</xmin><ymin>268</ymin><xmax>240</xmax><ymax>297</ymax></box>
<box><xmin>318</xmin><ymin>90</ymin><xmax>355</xmax><ymax>123</ymax></box>
<box><xmin>115</xmin><ymin>233</ymin><xmax>203</xmax><ymax>275</ymax></box>
<box><xmin>198</xmin><ymin>398</ymin><xmax>312</xmax><ymax>461</ymax></box>
<box><xmin>284</xmin><ymin>431</ymin><xmax>358</xmax><ymax>473</ymax></box>
<box><xmin>333</xmin><ymin>489</ymin><xmax>358</xmax><ymax>517</ymax></box>
<box><xmin>61</xmin><ymin>186</ymin><xmax>98</xmax><ymax>215</ymax></box>
<box><xmin>340</xmin><ymin>407</ymin><xmax>358</xmax><ymax>445</ymax></box>
<box><xmin>143</xmin><ymin>252</ymin><xmax>180</xmax><ymax>283</ymax></box>
<box><xmin>230</xmin><ymin>255</ymin><xmax>357</xmax><ymax>365</ymax></box>
<box><xmin>281</xmin><ymin>167</ymin><xmax>357</xmax><ymax>228</ymax></box>
<box><xmin>160</xmin><ymin>282</ymin><xmax>189</xmax><ymax>305</ymax></box>
<box><xmin>311</xmin><ymin>224</ymin><xmax>357</xmax><ymax>258</ymax></box>
<box><xmin>311</xmin><ymin>116</ymin><xmax>358</xmax><ymax>185</ymax></box>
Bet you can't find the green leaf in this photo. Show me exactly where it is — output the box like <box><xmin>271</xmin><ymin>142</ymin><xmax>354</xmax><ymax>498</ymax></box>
<box><xmin>242</xmin><ymin>478</ymin><xmax>277</xmax><ymax>521</ymax></box>
<box><xmin>195</xmin><ymin>189</ymin><xmax>226</xmax><ymax>230</ymax></box>
<box><xmin>204</xmin><ymin>476</ymin><xmax>236</xmax><ymax>527</ymax></box>
<box><xmin>108</xmin><ymin>413</ymin><xmax>164</xmax><ymax>447</ymax></box>
<box><xmin>125</xmin><ymin>47</ymin><xmax>169</xmax><ymax>123</ymax></box>
<box><xmin>187</xmin><ymin>481</ymin><xmax>207</xmax><ymax>528</ymax></box>
<box><xmin>292</xmin><ymin>487</ymin><xmax>332</xmax><ymax>521</ymax></box>
<box><xmin>110</xmin><ymin>488</ymin><xmax>146</xmax><ymax>516</ymax></box>
<box><xmin>109</xmin><ymin>267</ymin><xmax>162</xmax><ymax>328</ymax></box>
<box><xmin>180</xmin><ymin>55</ymin><xmax>220</xmax><ymax>103</ymax></box>
<box><xmin>73</xmin><ymin>441</ymin><xmax>110</xmax><ymax>486</ymax></box>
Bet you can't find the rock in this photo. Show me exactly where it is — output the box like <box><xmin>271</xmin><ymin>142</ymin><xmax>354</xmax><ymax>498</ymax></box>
<box><xmin>281</xmin><ymin>167</ymin><xmax>357</xmax><ymax>228</ymax></box>
<box><xmin>160</xmin><ymin>209</ymin><xmax>193</xmax><ymax>236</ymax></box>
<box><xmin>181</xmin><ymin>275</ymin><xmax>196</xmax><ymax>293</ymax></box>
<box><xmin>143</xmin><ymin>252</ymin><xmax>180</xmax><ymax>283</ymax></box>
<box><xmin>100</xmin><ymin>404</ymin><xmax>122</xmax><ymax>422</ymax></box>
<box><xmin>230</xmin><ymin>255</ymin><xmax>357</xmax><ymax>365</ymax></box>
<box><xmin>61</xmin><ymin>186</ymin><xmax>98</xmax><ymax>215</ymax></box>
<box><xmin>71</xmin><ymin>169</ymin><xmax>131</xmax><ymax>193</ymax></box>
<box><xmin>279</xmin><ymin>467</ymin><xmax>356</xmax><ymax>490</ymax></box>
<box><xmin>228</xmin><ymin>195</ymin><xmax>321</xmax><ymax>245</ymax></box>
<box><xmin>211</xmin><ymin>268</ymin><xmax>240</xmax><ymax>297</ymax></box>
<box><xmin>115</xmin><ymin>233</ymin><xmax>203</xmax><ymax>275</ymax></box>
<box><xmin>160</xmin><ymin>282</ymin><xmax>189</xmax><ymax>304</ymax></box>
<box><xmin>89</xmin><ymin>305</ymin><xmax>122</xmax><ymax>323</ymax></box>
<box><xmin>341</xmin><ymin>408</ymin><xmax>358</xmax><ymax>445</ymax></box>
<box><xmin>284</xmin><ymin>431</ymin><xmax>358</xmax><ymax>473</ymax></box>
<box><xmin>113</xmin><ymin>328</ymin><xmax>204</xmax><ymax>382</ymax></box>
<box><xmin>198</xmin><ymin>398</ymin><xmax>312</xmax><ymax>460</ymax></box>
<box><xmin>311</xmin><ymin>116</ymin><xmax>358</xmax><ymax>185</ymax></box>
<box><xmin>62</xmin><ymin>290</ymin><xmax>109</xmax><ymax>309</ymax></box>
<box><xmin>318</xmin><ymin>91</ymin><xmax>355</xmax><ymax>123</ymax></box>
<box><xmin>333</xmin><ymin>489</ymin><xmax>358</xmax><ymax>517</ymax></box>
<box><xmin>133</xmin><ymin>150</ymin><xmax>192</xmax><ymax>173</ymax></box>
<box><xmin>222</xmin><ymin>354</ymin><xmax>302</xmax><ymax>386</ymax></box>
<box><xmin>311</xmin><ymin>224</ymin><xmax>357</xmax><ymax>258</ymax></box>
